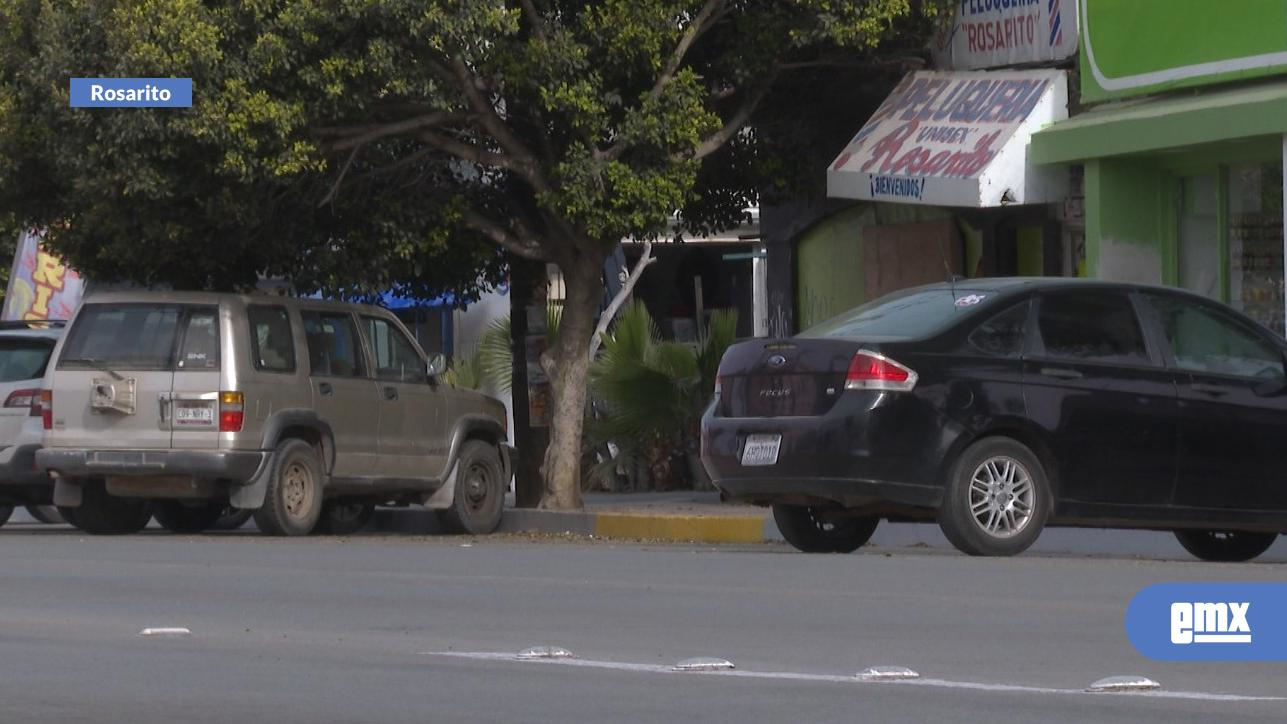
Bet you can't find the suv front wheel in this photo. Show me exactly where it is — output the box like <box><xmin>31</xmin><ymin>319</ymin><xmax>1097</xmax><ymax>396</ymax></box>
<box><xmin>438</xmin><ymin>440</ymin><xmax>505</xmax><ymax>535</ymax></box>
<box><xmin>254</xmin><ymin>439</ymin><xmax>325</xmax><ymax>536</ymax></box>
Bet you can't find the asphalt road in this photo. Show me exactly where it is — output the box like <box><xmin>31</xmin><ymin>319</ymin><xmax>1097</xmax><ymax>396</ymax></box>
<box><xmin>1</xmin><ymin>523</ymin><xmax>1285</xmax><ymax>723</ymax></box>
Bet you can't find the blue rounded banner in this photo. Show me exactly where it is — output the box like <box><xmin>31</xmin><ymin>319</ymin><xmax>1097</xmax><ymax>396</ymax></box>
<box><xmin>1126</xmin><ymin>583</ymin><xmax>1287</xmax><ymax>661</ymax></box>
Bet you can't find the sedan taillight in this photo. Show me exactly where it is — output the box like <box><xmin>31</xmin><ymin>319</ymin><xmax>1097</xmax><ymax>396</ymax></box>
<box><xmin>845</xmin><ymin>350</ymin><xmax>918</xmax><ymax>392</ymax></box>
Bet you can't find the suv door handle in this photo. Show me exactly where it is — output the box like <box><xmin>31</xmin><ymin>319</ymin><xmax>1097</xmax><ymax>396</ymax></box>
<box><xmin>1190</xmin><ymin>383</ymin><xmax>1229</xmax><ymax>397</ymax></box>
<box><xmin>318</xmin><ymin>382</ymin><xmax>334</xmax><ymax>396</ymax></box>
<box><xmin>1040</xmin><ymin>367</ymin><xmax>1083</xmax><ymax>380</ymax></box>
<box><xmin>384</xmin><ymin>386</ymin><xmax>399</xmax><ymax>401</ymax></box>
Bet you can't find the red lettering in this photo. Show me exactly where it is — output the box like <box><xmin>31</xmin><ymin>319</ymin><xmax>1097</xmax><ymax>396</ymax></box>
<box><xmin>860</xmin><ymin>121</ymin><xmax>918</xmax><ymax>174</ymax></box>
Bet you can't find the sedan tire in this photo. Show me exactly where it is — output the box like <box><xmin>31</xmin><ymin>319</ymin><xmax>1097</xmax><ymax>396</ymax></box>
<box><xmin>1174</xmin><ymin>530</ymin><xmax>1277</xmax><ymax>562</ymax></box>
<box><xmin>71</xmin><ymin>479</ymin><xmax>152</xmax><ymax>535</ymax></box>
<box><xmin>153</xmin><ymin>500</ymin><xmax>226</xmax><ymax>534</ymax></box>
<box><xmin>772</xmin><ymin>504</ymin><xmax>879</xmax><ymax>553</ymax></box>
<box><xmin>938</xmin><ymin>438</ymin><xmax>1050</xmax><ymax>557</ymax></box>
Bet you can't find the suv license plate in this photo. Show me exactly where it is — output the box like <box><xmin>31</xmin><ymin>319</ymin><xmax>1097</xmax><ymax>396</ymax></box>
<box><xmin>741</xmin><ymin>434</ymin><xmax>781</xmax><ymax>466</ymax></box>
<box><xmin>174</xmin><ymin>404</ymin><xmax>214</xmax><ymax>426</ymax></box>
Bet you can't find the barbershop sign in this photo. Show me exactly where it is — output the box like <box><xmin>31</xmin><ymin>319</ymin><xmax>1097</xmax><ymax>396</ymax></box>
<box><xmin>934</xmin><ymin>0</ymin><xmax>1079</xmax><ymax>70</ymax></box>
<box><xmin>827</xmin><ymin>69</ymin><xmax>1068</xmax><ymax>208</ymax></box>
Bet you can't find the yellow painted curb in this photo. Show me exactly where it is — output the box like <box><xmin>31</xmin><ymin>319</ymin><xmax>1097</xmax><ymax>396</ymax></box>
<box><xmin>594</xmin><ymin>513</ymin><xmax>764</xmax><ymax>543</ymax></box>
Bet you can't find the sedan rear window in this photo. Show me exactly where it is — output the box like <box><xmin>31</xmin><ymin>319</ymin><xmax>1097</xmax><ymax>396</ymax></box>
<box><xmin>0</xmin><ymin>339</ymin><xmax>54</xmax><ymax>382</ymax></box>
<box><xmin>60</xmin><ymin>304</ymin><xmax>219</xmax><ymax>371</ymax></box>
<box><xmin>800</xmin><ymin>288</ymin><xmax>996</xmax><ymax>340</ymax></box>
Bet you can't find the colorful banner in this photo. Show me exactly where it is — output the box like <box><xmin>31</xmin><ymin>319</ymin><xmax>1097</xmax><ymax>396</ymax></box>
<box><xmin>1082</xmin><ymin>0</ymin><xmax>1287</xmax><ymax>102</ymax></box>
<box><xmin>2</xmin><ymin>230</ymin><xmax>86</xmax><ymax>322</ymax></box>
<box><xmin>827</xmin><ymin>70</ymin><xmax>1068</xmax><ymax>207</ymax></box>
<box><xmin>934</xmin><ymin>0</ymin><xmax>1079</xmax><ymax>71</ymax></box>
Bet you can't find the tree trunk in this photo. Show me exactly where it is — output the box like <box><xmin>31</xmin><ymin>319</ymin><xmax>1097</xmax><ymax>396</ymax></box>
<box><xmin>538</xmin><ymin>253</ymin><xmax>604</xmax><ymax>509</ymax></box>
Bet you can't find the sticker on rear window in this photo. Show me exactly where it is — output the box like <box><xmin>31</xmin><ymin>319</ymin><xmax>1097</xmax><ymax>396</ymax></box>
<box><xmin>954</xmin><ymin>294</ymin><xmax>986</xmax><ymax>308</ymax></box>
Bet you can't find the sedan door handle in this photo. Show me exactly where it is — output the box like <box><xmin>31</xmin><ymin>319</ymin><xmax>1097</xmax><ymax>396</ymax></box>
<box><xmin>1040</xmin><ymin>367</ymin><xmax>1083</xmax><ymax>380</ymax></box>
<box><xmin>384</xmin><ymin>386</ymin><xmax>399</xmax><ymax>401</ymax></box>
<box><xmin>318</xmin><ymin>382</ymin><xmax>334</xmax><ymax>396</ymax></box>
<box><xmin>1190</xmin><ymin>383</ymin><xmax>1229</xmax><ymax>397</ymax></box>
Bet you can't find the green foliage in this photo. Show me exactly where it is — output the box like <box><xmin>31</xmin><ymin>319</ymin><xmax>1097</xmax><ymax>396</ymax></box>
<box><xmin>587</xmin><ymin>301</ymin><xmax>738</xmax><ymax>489</ymax></box>
<box><xmin>442</xmin><ymin>349</ymin><xmax>485</xmax><ymax>390</ymax></box>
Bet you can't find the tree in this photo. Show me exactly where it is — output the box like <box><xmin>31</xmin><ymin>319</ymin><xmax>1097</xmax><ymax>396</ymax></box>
<box><xmin>0</xmin><ymin>0</ymin><xmax>943</xmax><ymax>509</ymax></box>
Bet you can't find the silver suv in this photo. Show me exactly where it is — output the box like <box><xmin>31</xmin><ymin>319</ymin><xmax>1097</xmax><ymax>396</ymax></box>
<box><xmin>36</xmin><ymin>292</ymin><xmax>512</xmax><ymax>536</ymax></box>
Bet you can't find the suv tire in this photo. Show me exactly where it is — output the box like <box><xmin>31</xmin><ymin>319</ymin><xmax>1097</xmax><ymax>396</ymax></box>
<box><xmin>254</xmin><ymin>439</ymin><xmax>325</xmax><ymax>536</ymax></box>
<box><xmin>153</xmin><ymin>500</ymin><xmax>226</xmax><ymax>534</ymax></box>
<box><xmin>938</xmin><ymin>437</ymin><xmax>1050</xmax><ymax>557</ymax></box>
<box><xmin>1174</xmin><ymin>530</ymin><xmax>1277</xmax><ymax>562</ymax></box>
<box><xmin>72</xmin><ymin>479</ymin><xmax>152</xmax><ymax>535</ymax></box>
<box><xmin>0</xmin><ymin>504</ymin><xmax>12</xmax><ymax>528</ymax></box>
<box><xmin>772</xmin><ymin>504</ymin><xmax>879</xmax><ymax>553</ymax></box>
<box><xmin>315</xmin><ymin>500</ymin><xmax>376</xmax><ymax>536</ymax></box>
<box><xmin>438</xmin><ymin>440</ymin><xmax>504</xmax><ymax>535</ymax></box>
<box><xmin>25</xmin><ymin>505</ymin><xmax>65</xmax><ymax>524</ymax></box>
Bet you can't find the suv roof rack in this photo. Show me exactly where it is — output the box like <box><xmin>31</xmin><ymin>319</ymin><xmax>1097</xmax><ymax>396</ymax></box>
<box><xmin>0</xmin><ymin>320</ymin><xmax>67</xmax><ymax>330</ymax></box>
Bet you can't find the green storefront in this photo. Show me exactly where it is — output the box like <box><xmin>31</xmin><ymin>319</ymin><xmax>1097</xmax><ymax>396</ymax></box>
<box><xmin>1032</xmin><ymin>0</ymin><xmax>1287</xmax><ymax>333</ymax></box>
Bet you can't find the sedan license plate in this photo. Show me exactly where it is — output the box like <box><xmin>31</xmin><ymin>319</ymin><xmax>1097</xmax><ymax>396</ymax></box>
<box><xmin>740</xmin><ymin>434</ymin><xmax>781</xmax><ymax>466</ymax></box>
<box><xmin>174</xmin><ymin>403</ymin><xmax>214</xmax><ymax>426</ymax></box>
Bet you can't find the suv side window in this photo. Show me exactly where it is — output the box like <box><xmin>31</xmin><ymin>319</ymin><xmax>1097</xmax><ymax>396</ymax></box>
<box><xmin>176</xmin><ymin>308</ymin><xmax>220</xmax><ymax>370</ymax></box>
<box><xmin>1036</xmin><ymin>291</ymin><xmax>1149</xmax><ymax>364</ymax></box>
<box><xmin>363</xmin><ymin>316</ymin><xmax>426</xmax><ymax>384</ymax></box>
<box><xmin>1144</xmin><ymin>294</ymin><xmax>1286</xmax><ymax>379</ymax></box>
<box><xmin>967</xmin><ymin>300</ymin><xmax>1030</xmax><ymax>358</ymax></box>
<box><xmin>248</xmin><ymin>305</ymin><xmax>295</xmax><ymax>373</ymax></box>
<box><xmin>301</xmin><ymin>311</ymin><xmax>366</xmax><ymax>378</ymax></box>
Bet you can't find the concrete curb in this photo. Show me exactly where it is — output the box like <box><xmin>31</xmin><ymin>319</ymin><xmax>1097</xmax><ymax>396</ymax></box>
<box><xmin>368</xmin><ymin>507</ymin><xmax>781</xmax><ymax>544</ymax></box>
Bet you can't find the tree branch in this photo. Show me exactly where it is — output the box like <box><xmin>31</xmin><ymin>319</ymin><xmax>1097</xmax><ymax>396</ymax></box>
<box><xmin>317</xmin><ymin>146</ymin><xmax>360</xmax><ymax>208</ymax></box>
<box><xmin>461</xmin><ymin>209</ymin><xmax>548</xmax><ymax>261</ymax></box>
<box><xmin>588</xmin><ymin>241</ymin><xmax>656</xmax><ymax>361</ymax></box>
<box><xmin>519</xmin><ymin>0</ymin><xmax>547</xmax><ymax>42</ymax></box>
<box><xmin>317</xmin><ymin>112</ymin><xmax>464</xmax><ymax>152</ymax></box>
<box><xmin>447</xmin><ymin>56</ymin><xmax>553</xmax><ymax>194</ymax></box>
<box><xmin>417</xmin><ymin>130</ymin><xmax>526</xmax><ymax>174</ymax></box>
<box><xmin>648</xmin><ymin>0</ymin><xmax>725</xmax><ymax>105</ymax></box>
<box><xmin>691</xmin><ymin>73</ymin><xmax>777</xmax><ymax>160</ymax></box>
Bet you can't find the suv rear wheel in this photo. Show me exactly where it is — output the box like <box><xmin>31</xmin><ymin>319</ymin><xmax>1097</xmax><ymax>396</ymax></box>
<box><xmin>72</xmin><ymin>479</ymin><xmax>152</xmax><ymax>535</ymax></box>
<box><xmin>0</xmin><ymin>504</ymin><xmax>12</xmax><ymax>527</ymax></box>
<box><xmin>1174</xmin><ymin>530</ymin><xmax>1277</xmax><ymax>562</ymax></box>
<box><xmin>254</xmin><ymin>439</ymin><xmax>325</xmax><ymax>536</ymax></box>
<box><xmin>438</xmin><ymin>440</ymin><xmax>504</xmax><ymax>535</ymax></box>
<box><xmin>938</xmin><ymin>437</ymin><xmax>1050</xmax><ymax>557</ymax></box>
<box><xmin>772</xmin><ymin>504</ymin><xmax>879</xmax><ymax>553</ymax></box>
<box><xmin>153</xmin><ymin>500</ymin><xmax>226</xmax><ymax>534</ymax></box>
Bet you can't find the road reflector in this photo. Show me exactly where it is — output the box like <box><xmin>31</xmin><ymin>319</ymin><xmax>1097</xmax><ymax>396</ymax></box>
<box><xmin>856</xmin><ymin>666</ymin><xmax>920</xmax><ymax>681</ymax></box>
<box><xmin>517</xmin><ymin>646</ymin><xmax>575</xmax><ymax>660</ymax></box>
<box><xmin>673</xmin><ymin>657</ymin><xmax>735</xmax><ymax>672</ymax></box>
<box><xmin>1088</xmin><ymin>675</ymin><xmax>1161</xmax><ymax>693</ymax></box>
<box><xmin>140</xmin><ymin>627</ymin><xmax>191</xmax><ymax>637</ymax></box>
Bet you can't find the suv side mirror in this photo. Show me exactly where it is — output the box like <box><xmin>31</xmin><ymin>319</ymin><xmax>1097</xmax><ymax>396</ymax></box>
<box><xmin>426</xmin><ymin>353</ymin><xmax>447</xmax><ymax>378</ymax></box>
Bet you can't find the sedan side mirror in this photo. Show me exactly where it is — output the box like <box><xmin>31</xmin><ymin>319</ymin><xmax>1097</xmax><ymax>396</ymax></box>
<box><xmin>427</xmin><ymin>353</ymin><xmax>447</xmax><ymax>378</ymax></box>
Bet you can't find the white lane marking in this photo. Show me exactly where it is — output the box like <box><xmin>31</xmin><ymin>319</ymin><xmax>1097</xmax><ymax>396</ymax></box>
<box><xmin>140</xmin><ymin>627</ymin><xmax>191</xmax><ymax>637</ymax></box>
<box><xmin>417</xmin><ymin>652</ymin><xmax>1284</xmax><ymax>703</ymax></box>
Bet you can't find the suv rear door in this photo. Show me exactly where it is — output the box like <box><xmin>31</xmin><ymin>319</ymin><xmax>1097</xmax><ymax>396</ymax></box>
<box><xmin>300</xmin><ymin>310</ymin><xmax>380</xmax><ymax>478</ymax></box>
<box><xmin>361</xmin><ymin>314</ymin><xmax>446</xmax><ymax>478</ymax></box>
<box><xmin>52</xmin><ymin>303</ymin><xmax>188</xmax><ymax>449</ymax></box>
<box><xmin>168</xmin><ymin>307</ymin><xmax>224</xmax><ymax>450</ymax></box>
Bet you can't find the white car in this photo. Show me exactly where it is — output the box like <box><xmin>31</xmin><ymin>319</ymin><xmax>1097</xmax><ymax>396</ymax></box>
<box><xmin>0</xmin><ymin>321</ymin><xmax>63</xmax><ymax>527</ymax></box>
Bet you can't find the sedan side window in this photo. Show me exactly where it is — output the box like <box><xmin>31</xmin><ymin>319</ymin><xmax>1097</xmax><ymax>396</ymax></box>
<box><xmin>1144</xmin><ymin>294</ymin><xmax>1285</xmax><ymax>379</ymax></box>
<box><xmin>967</xmin><ymin>301</ymin><xmax>1029</xmax><ymax>358</ymax></box>
<box><xmin>1036</xmin><ymin>292</ymin><xmax>1149</xmax><ymax>364</ymax></box>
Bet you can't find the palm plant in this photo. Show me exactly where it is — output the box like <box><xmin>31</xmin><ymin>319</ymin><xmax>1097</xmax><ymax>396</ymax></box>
<box><xmin>586</xmin><ymin>301</ymin><xmax>738</xmax><ymax>490</ymax></box>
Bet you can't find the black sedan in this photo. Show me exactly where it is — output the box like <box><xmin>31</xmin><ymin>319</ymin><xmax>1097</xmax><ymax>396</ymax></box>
<box><xmin>701</xmin><ymin>278</ymin><xmax>1287</xmax><ymax>561</ymax></box>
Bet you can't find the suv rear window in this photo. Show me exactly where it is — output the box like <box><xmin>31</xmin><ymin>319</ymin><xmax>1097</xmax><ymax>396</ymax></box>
<box><xmin>60</xmin><ymin>304</ymin><xmax>220</xmax><ymax>371</ymax></box>
<box><xmin>800</xmin><ymin>288</ymin><xmax>997</xmax><ymax>340</ymax></box>
<box><xmin>0</xmin><ymin>338</ymin><xmax>54</xmax><ymax>382</ymax></box>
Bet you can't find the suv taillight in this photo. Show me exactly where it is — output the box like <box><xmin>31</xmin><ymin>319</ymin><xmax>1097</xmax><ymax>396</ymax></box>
<box><xmin>38</xmin><ymin>390</ymin><xmax>52</xmax><ymax>429</ymax></box>
<box><xmin>844</xmin><ymin>350</ymin><xmax>918</xmax><ymax>392</ymax></box>
<box><xmin>5</xmin><ymin>388</ymin><xmax>39</xmax><ymax>415</ymax></box>
<box><xmin>219</xmin><ymin>391</ymin><xmax>244</xmax><ymax>432</ymax></box>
